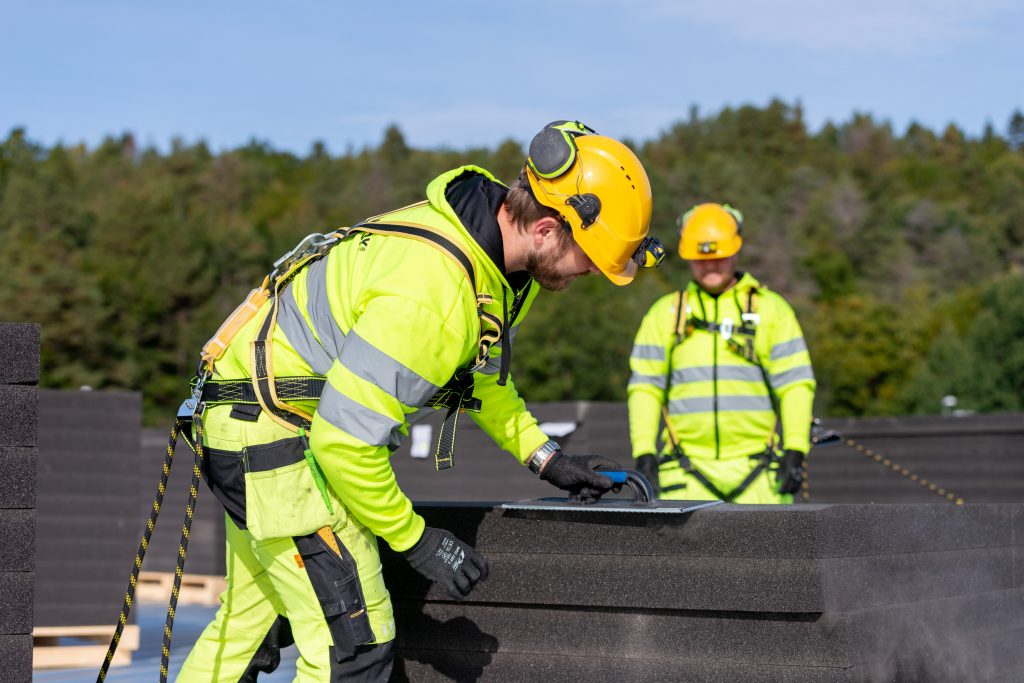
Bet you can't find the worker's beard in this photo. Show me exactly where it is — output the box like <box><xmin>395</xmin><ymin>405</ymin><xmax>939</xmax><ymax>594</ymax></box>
<box><xmin>525</xmin><ymin>247</ymin><xmax>576</xmax><ymax>292</ymax></box>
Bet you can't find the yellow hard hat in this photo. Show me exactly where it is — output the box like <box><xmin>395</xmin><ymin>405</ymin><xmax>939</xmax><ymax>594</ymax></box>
<box><xmin>678</xmin><ymin>203</ymin><xmax>744</xmax><ymax>260</ymax></box>
<box><xmin>525</xmin><ymin>121</ymin><xmax>662</xmax><ymax>285</ymax></box>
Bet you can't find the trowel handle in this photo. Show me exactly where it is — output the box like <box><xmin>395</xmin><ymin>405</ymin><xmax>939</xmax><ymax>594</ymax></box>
<box><xmin>601</xmin><ymin>471</ymin><xmax>629</xmax><ymax>484</ymax></box>
<box><xmin>597</xmin><ymin>469</ymin><xmax>656</xmax><ymax>506</ymax></box>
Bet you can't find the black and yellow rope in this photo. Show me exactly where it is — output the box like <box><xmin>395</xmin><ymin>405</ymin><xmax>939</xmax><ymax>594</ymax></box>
<box><xmin>96</xmin><ymin>412</ymin><xmax>207</xmax><ymax>683</ymax></box>
<box><xmin>96</xmin><ymin>419</ymin><xmax>181</xmax><ymax>682</ymax></box>
<box><xmin>160</xmin><ymin>413</ymin><xmax>205</xmax><ymax>681</ymax></box>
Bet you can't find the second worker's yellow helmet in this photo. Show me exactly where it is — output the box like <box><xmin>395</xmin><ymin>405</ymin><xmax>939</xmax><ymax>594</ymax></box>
<box><xmin>678</xmin><ymin>203</ymin><xmax>744</xmax><ymax>260</ymax></box>
<box><xmin>525</xmin><ymin>121</ymin><xmax>662</xmax><ymax>285</ymax></box>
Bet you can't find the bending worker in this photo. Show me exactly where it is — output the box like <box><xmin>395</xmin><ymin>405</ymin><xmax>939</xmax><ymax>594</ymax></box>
<box><xmin>178</xmin><ymin>120</ymin><xmax>663</xmax><ymax>681</ymax></box>
<box><xmin>627</xmin><ymin>203</ymin><xmax>815</xmax><ymax>504</ymax></box>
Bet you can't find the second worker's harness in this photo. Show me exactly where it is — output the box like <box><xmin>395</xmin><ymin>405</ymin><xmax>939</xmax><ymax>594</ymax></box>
<box><xmin>658</xmin><ymin>285</ymin><xmax>784</xmax><ymax>501</ymax></box>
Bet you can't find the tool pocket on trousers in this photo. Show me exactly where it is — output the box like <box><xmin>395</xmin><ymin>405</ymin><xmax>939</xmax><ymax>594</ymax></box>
<box><xmin>294</xmin><ymin>531</ymin><xmax>375</xmax><ymax>660</ymax></box>
<box><xmin>243</xmin><ymin>437</ymin><xmax>338</xmax><ymax>540</ymax></box>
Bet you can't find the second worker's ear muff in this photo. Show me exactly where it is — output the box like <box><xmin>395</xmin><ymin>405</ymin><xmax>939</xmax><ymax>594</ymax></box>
<box><xmin>721</xmin><ymin>203</ymin><xmax>744</xmax><ymax>235</ymax></box>
<box><xmin>677</xmin><ymin>205</ymin><xmax>698</xmax><ymax>230</ymax></box>
<box><xmin>527</xmin><ymin>120</ymin><xmax>597</xmax><ymax>180</ymax></box>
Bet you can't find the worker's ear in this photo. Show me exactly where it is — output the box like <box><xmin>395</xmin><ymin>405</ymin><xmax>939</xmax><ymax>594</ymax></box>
<box><xmin>531</xmin><ymin>216</ymin><xmax>565</xmax><ymax>248</ymax></box>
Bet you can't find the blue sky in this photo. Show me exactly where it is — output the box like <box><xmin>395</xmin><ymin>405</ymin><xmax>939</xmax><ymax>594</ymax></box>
<box><xmin>3</xmin><ymin>0</ymin><xmax>1022</xmax><ymax>154</ymax></box>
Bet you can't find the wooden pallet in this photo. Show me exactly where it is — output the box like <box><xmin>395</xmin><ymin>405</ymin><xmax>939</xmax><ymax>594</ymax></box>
<box><xmin>136</xmin><ymin>571</ymin><xmax>226</xmax><ymax>606</ymax></box>
<box><xmin>33</xmin><ymin>624</ymin><xmax>139</xmax><ymax>669</ymax></box>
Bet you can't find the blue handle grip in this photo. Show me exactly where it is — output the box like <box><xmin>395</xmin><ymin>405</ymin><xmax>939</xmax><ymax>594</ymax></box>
<box><xmin>600</xmin><ymin>470</ymin><xmax>629</xmax><ymax>484</ymax></box>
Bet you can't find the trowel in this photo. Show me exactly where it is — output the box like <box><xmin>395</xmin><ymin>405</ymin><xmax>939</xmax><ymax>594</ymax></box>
<box><xmin>501</xmin><ymin>469</ymin><xmax>724</xmax><ymax>514</ymax></box>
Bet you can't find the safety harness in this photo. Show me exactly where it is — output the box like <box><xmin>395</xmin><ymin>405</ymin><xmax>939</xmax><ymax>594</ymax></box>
<box><xmin>199</xmin><ymin>220</ymin><xmax>509</xmax><ymax>469</ymax></box>
<box><xmin>658</xmin><ymin>285</ymin><xmax>784</xmax><ymax>501</ymax></box>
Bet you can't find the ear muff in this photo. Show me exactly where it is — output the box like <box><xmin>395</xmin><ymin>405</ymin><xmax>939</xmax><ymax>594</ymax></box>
<box><xmin>677</xmin><ymin>205</ymin><xmax>697</xmax><ymax>230</ymax></box>
<box><xmin>527</xmin><ymin>120</ymin><xmax>604</xmax><ymax>229</ymax></box>
<box><xmin>527</xmin><ymin>120</ymin><xmax>597</xmax><ymax>180</ymax></box>
<box><xmin>721</xmin><ymin>203</ymin><xmax>744</xmax><ymax>235</ymax></box>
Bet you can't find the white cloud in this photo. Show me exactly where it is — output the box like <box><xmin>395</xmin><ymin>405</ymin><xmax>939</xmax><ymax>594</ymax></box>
<box><xmin>572</xmin><ymin>0</ymin><xmax>1020</xmax><ymax>55</ymax></box>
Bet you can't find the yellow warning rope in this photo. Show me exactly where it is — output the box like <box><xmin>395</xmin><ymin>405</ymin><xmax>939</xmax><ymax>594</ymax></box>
<box><xmin>801</xmin><ymin>437</ymin><xmax>964</xmax><ymax>505</ymax></box>
<box><xmin>842</xmin><ymin>437</ymin><xmax>964</xmax><ymax>505</ymax></box>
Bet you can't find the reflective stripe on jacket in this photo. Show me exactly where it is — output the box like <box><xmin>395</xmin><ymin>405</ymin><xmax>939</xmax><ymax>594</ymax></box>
<box><xmin>212</xmin><ymin>166</ymin><xmax>548</xmax><ymax>552</ymax></box>
<box><xmin>627</xmin><ymin>272</ymin><xmax>815</xmax><ymax>461</ymax></box>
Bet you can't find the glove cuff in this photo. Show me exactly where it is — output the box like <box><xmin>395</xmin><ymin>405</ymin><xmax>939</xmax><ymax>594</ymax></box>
<box><xmin>402</xmin><ymin>527</ymin><xmax>435</xmax><ymax>563</ymax></box>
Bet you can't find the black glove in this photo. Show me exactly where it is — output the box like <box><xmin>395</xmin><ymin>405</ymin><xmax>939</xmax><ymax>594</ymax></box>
<box><xmin>635</xmin><ymin>454</ymin><xmax>661</xmax><ymax>495</ymax></box>
<box><xmin>776</xmin><ymin>449</ymin><xmax>806</xmax><ymax>494</ymax></box>
<box><xmin>402</xmin><ymin>527</ymin><xmax>488</xmax><ymax>600</ymax></box>
<box><xmin>540</xmin><ymin>452</ymin><xmax>621</xmax><ymax>503</ymax></box>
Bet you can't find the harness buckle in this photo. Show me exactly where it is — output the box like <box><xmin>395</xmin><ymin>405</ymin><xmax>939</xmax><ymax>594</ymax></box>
<box><xmin>269</xmin><ymin>232</ymin><xmax>342</xmax><ymax>286</ymax></box>
<box><xmin>741</xmin><ymin>312</ymin><xmax>760</xmax><ymax>326</ymax></box>
<box><xmin>720</xmin><ymin>318</ymin><xmax>734</xmax><ymax>341</ymax></box>
<box><xmin>177</xmin><ymin>368</ymin><xmax>211</xmax><ymax>421</ymax></box>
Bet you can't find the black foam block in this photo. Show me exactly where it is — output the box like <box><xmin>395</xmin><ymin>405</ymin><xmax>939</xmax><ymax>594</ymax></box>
<box><xmin>391</xmin><ymin>588</ymin><xmax>1024</xmax><ymax>669</ymax></box>
<box><xmin>394</xmin><ymin>634</ymin><xmax>1024</xmax><ymax>683</ymax></box>
<box><xmin>0</xmin><ymin>572</ymin><xmax>32</xmax><ymax>634</ymax></box>
<box><xmin>404</xmin><ymin>502</ymin><xmax>1022</xmax><ymax>562</ymax></box>
<box><xmin>0</xmin><ymin>510</ymin><xmax>34</xmax><ymax>572</ymax></box>
<box><xmin>0</xmin><ymin>447</ymin><xmax>36</xmax><ymax>509</ymax></box>
<box><xmin>0</xmin><ymin>634</ymin><xmax>32</xmax><ymax>683</ymax></box>
<box><xmin>0</xmin><ymin>323</ymin><xmax>39</xmax><ymax>386</ymax></box>
<box><xmin>384</xmin><ymin>545</ymin><xmax>1015</xmax><ymax>613</ymax></box>
<box><xmin>391</xmin><ymin>649</ymin><xmax>870</xmax><ymax>683</ymax></box>
<box><xmin>0</xmin><ymin>386</ymin><xmax>37</xmax><ymax>448</ymax></box>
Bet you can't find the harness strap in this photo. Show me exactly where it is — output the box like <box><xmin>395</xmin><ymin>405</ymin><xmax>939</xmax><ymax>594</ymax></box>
<box><xmin>353</xmin><ymin>221</ymin><xmax>477</xmax><ymax>291</ymax></box>
<box><xmin>251</xmin><ymin>289</ymin><xmax>315</xmax><ymax>431</ymax></box>
<box><xmin>672</xmin><ymin>290</ymin><xmax>687</xmax><ymax>343</ymax></box>
<box><xmin>425</xmin><ymin>371</ymin><xmax>482</xmax><ymax>470</ymax></box>
<box><xmin>202</xmin><ymin>377</ymin><xmax>326</xmax><ymax>405</ymax></box>
<box><xmin>353</xmin><ymin>221</ymin><xmax>494</xmax><ymax>468</ymax></box>
<box><xmin>660</xmin><ymin>445</ymin><xmax>777</xmax><ymax>502</ymax></box>
<box><xmin>688</xmin><ymin>317</ymin><xmax>758</xmax><ymax>337</ymax></box>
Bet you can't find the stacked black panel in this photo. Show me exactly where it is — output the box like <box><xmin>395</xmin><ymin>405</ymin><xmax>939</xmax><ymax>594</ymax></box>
<box><xmin>34</xmin><ymin>389</ymin><xmax>141</xmax><ymax>628</ymax></box>
<box><xmin>383</xmin><ymin>502</ymin><xmax>1024</xmax><ymax>682</ymax></box>
<box><xmin>0</xmin><ymin>323</ymin><xmax>39</xmax><ymax>683</ymax></box>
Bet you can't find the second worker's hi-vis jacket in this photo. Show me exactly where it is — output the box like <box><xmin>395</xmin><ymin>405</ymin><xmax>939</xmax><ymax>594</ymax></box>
<box><xmin>206</xmin><ymin>166</ymin><xmax>548</xmax><ymax>553</ymax></box>
<box><xmin>627</xmin><ymin>273</ymin><xmax>816</xmax><ymax>465</ymax></box>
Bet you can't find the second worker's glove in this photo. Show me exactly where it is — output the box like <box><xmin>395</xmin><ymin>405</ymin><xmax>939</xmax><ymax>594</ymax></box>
<box><xmin>775</xmin><ymin>449</ymin><xmax>806</xmax><ymax>494</ymax></box>
<box><xmin>402</xmin><ymin>527</ymin><xmax>488</xmax><ymax>601</ymax></box>
<box><xmin>634</xmin><ymin>453</ymin><xmax>661</xmax><ymax>495</ymax></box>
<box><xmin>539</xmin><ymin>451</ymin><xmax>621</xmax><ymax>504</ymax></box>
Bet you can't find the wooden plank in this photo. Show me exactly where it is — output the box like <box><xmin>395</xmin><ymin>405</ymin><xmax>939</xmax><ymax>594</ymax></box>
<box><xmin>32</xmin><ymin>624</ymin><xmax>138</xmax><ymax>670</ymax></box>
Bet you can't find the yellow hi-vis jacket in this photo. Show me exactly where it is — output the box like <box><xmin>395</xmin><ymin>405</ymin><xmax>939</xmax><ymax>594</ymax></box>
<box><xmin>211</xmin><ymin>166</ymin><xmax>548</xmax><ymax>552</ymax></box>
<box><xmin>627</xmin><ymin>273</ymin><xmax>815</xmax><ymax>462</ymax></box>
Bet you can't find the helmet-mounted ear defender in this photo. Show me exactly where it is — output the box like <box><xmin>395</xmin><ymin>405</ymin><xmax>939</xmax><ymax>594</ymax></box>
<box><xmin>677</xmin><ymin>202</ymin><xmax>744</xmax><ymax>235</ymax></box>
<box><xmin>527</xmin><ymin>120</ymin><xmax>602</xmax><ymax>228</ymax></box>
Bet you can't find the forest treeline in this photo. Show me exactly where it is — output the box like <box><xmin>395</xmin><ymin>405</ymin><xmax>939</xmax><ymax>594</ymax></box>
<box><xmin>2</xmin><ymin>101</ymin><xmax>1023</xmax><ymax>422</ymax></box>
